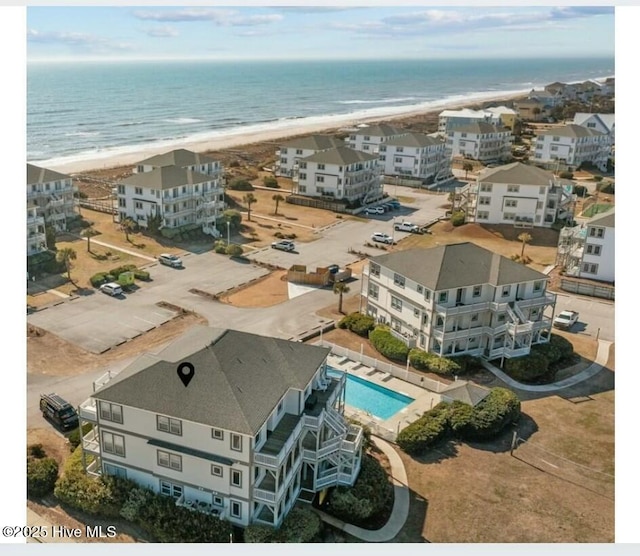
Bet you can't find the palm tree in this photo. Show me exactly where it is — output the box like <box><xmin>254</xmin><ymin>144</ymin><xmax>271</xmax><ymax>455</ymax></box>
<box><xmin>462</xmin><ymin>161</ymin><xmax>473</xmax><ymax>180</ymax></box>
<box><xmin>243</xmin><ymin>193</ymin><xmax>257</xmax><ymax>222</ymax></box>
<box><xmin>333</xmin><ymin>282</ymin><xmax>350</xmax><ymax>314</ymax></box>
<box><xmin>272</xmin><ymin>194</ymin><xmax>285</xmax><ymax>216</ymax></box>
<box><xmin>82</xmin><ymin>225</ymin><xmax>99</xmax><ymax>252</ymax></box>
<box><xmin>121</xmin><ymin>217</ymin><xmax>136</xmax><ymax>243</ymax></box>
<box><xmin>518</xmin><ymin>232</ymin><xmax>533</xmax><ymax>258</ymax></box>
<box><xmin>56</xmin><ymin>247</ymin><xmax>77</xmax><ymax>282</ymax></box>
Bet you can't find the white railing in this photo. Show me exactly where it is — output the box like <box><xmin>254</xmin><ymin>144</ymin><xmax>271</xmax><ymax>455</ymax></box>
<box><xmin>512</xmin><ymin>303</ymin><xmax>528</xmax><ymax>323</ymax></box>
<box><xmin>79</xmin><ymin>399</ymin><xmax>97</xmax><ymax>421</ymax></box>
<box><xmin>302</xmin><ymin>449</ymin><xmax>316</xmax><ymax>462</ymax></box>
<box><xmin>324</xmin><ymin>409</ymin><xmax>347</xmax><ymax>435</ymax></box>
<box><xmin>316</xmin><ymin>470</ymin><xmax>338</xmax><ymax>489</ymax></box>
<box><xmin>505</xmin><ymin>304</ymin><xmax>520</xmax><ymax>324</ymax></box>
<box><xmin>516</xmin><ymin>292</ymin><xmax>556</xmax><ymax>309</ymax></box>
<box><xmin>253</xmin><ymin>488</ymin><xmax>277</xmax><ymax>504</ymax></box>
<box><xmin>317</xmin><ymin>436</ymin><xmax>343</xmax><ymax>459</ymax></box>
<box><xmin>82</xmin><ymin>429</ymin><xmax>100</xmax><ymax>453</ymax></box>
<box><xmin>253</xmin><ymin>452</ymin><xmax>279</xmax><ymax>468</ymax></box>
<box><xmin>93</xmin><ymin>370</ymin><xmax>115</xmax><ymax>393</ymax></box>
<box><xmin>435</xmin><ymin>301</ymin><xmax>490</xmax><ymax>316</ymax></box>
<box><xmin>254</xmin><ymin>417</ymin><xmax>303</xmax><ymax>468</ymax></box>
<box><xmin>337</xmin><ymin>471</ymin><xmax>356</xmax><ymax>485</ymax></box>
<box><xmin>506</xmin><ymin>322</ymin><xmax>534</xmax><ymax>335</ymax></box>
<box><xmin>302</xmin><ymin>414</ymin><xmax>321</xmax><ymax>430</ymax></box>
<box><xmin>86</xmin><ymin>458</ymin><xmax>101</xmax><ymax>476</ymax></box>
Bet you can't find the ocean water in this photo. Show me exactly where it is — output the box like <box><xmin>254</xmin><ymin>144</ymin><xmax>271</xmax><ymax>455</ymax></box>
<box><xmin>27</xmin><ymin>57</ymin><xmax>614</xmax><ymax>168</ymax></box>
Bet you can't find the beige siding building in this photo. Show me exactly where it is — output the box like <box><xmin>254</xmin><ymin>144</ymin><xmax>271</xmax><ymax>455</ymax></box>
<box><xmin>275</xmin><ymin>135</ymin><xmax>344</xmax><ymax>177</ymax></box>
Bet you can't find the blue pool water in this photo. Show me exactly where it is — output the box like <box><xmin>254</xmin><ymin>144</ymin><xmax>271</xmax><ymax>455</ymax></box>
<box><xmin>327</xmin><ymin>367</ymin><xmax>414</xmax><ymax>420</ymax></box>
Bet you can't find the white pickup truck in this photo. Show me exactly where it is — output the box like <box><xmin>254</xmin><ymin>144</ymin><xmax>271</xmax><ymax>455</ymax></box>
<box><xmin>394</xmin><ymin>221</ymin><xmax>420</xmax><ymax>233</ymax></box>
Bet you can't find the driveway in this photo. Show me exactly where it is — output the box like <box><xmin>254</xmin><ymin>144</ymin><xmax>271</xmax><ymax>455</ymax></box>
<box><xmin>549</xmin><ymin>291</ymin><xmax>615</xmax><ymax>341</ymax></box>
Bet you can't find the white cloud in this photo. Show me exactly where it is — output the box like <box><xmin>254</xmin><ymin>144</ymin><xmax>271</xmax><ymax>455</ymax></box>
<box><xmin>27</xmin><ymin>28</ymin><xmax>134</xmax><ymax>52</ymax></box>
<box><xmin>145</xmin><ymin>25</ymin><xmax>179</xmax><ymax>38</ymax></box>
<box><xmin>132</xmin><ymin>9</ymin><xmax>283</xmax><ymax>27</ymax></box>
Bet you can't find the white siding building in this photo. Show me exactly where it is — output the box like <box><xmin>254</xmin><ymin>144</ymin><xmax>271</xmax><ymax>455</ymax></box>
<box><xmin>117</xmin><ymin>166</ymin><xmax>225</xmax><ymax>237</ymax></box>
<box><xmin>437</xmin><ymin>108</ymin><xmax>501</xmax><ymax>134</ymax></box>
<box><xmin>532</xmin><ymin>124</ymin><xmax>612</xmax><ymax>172</ymax></box>
<box><xmin>27</xmin><ymin>204</ymin><xmax>47</xmax><ymax>257</ymax></box>
<box><xmin>295</xmin><ymin>146</ymin><xmax>383</xmax><ymax>205</ymax></box>
<box><xmin>572</xmin><ymin>113</ymin><xmax>615</xmax><ymax>142</ymax></box>
<box><xmin>27</xmin><ymin>163</ymin><xmax>77</xmax><ymax>232</ymax></box>
<box><xmin>78</xmin><ymin>327</ymin><xmax>363</xmax><ymax>529</ymax></box>
<box><xmin>275</xmin><ymin>135</ymin><xmax>344</xmax><ymax>177</ymax></box>
<box><xmin>557</xmin><ymin>209</ymin><xmax>615</xmax><ymax>283</ymax></box>
<box><xmin>345</xmin><ymin>124</ymin><xmax>407</xmax><ymax>154</ymax></box>
<box><xmin>378</xmin><ymin>132</ymin><xmax>451</xmax><ymax>185</ymax></box>
<box><xmin>457</xmin><ymin>162</ymin><xmax>574</xmax><ymax>228</ymax></box>
<box><xmin>446</xmin><ymin>122</ymin><xmax>512</xmax><ymax>163</ymax></box>
<box><xmin>135</xmin><ymin>149</ymin><xmax>224</xmax><ymax>180</ymax></box>
<box><xmin>361</xmin><ymin>243</ymin><xmax>556</xmax><ymax>362</ymax></box>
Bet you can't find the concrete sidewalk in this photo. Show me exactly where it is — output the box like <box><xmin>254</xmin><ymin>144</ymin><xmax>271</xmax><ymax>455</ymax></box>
<box><xmin>313</xmin><ymin>436</ymin><xmax>409</xmax><ymax>542</ymax></box>
<box><xmin>26</xmin><ymin>508</ymin><xmax>77</xmax><ymax>543</ymax></box>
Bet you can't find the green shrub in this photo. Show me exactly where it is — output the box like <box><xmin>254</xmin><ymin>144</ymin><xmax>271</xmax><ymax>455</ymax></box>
<box><xmin>409</xmin><ymin>348</ymin><xmax>461</xmax><ymax>376</ymax></box>
<box><xmin>228</xmin><ymin>178</ymin><xmax>254</xmax><ymax>191</ymax></box>
<box><xmin>90</xmin><ymin>273</ymin><xmax>108</xmax><ymax>287</ymax></box>
<box><xmin>573</xmin><ymin>184</ymin><xmax>588</xmax><ymax>197</ymax></box>
<box><xmin>531</xmin><ymin>334</ymin><xmax>574</xmax><ymax>366</ymax></box>
<box><xmin>327</xmin><ymin>455</ymin><xmax>392</xmax><ymax>524</ymax></box>
<box><xmin>396</xmin><ymin>402</ymin><xmax>450</xmax><ymax>455</ymax></box>
<box><xmin>450</xmin><ymin>211</ymin><xmax>466</xmax><ymax>226</ymax></box>
<box><xmin>559</xmin><ymin>171</ymin><xmax>574</xmax><ymax>179</ymax></box>
<box><xmin>369</xmin><ymin>327</ymin><xmax>409</xmax><ymax>362</ymax></box>
<box><xmin>592</xmin><ymin>175</ymin><xmax>603</xmax><ymax>182</ymax></box>
<box><xmin>337</xmin><ymin>313</ymin><xmax>375</xmax><ymax>336</ymax></box>
<box><xmin>462</xmin><ymin>387</ymin><xmax>521</xmax><ymax>441</ymax></box>
<box><xmin>214</xmin><ymin>240</ymin><xmax>227</xmax><ymax>254</ymax></box>
<box><xmin>27</xmin><ymin>456</ymin><xmax>59</xmax><ymax>498</ymax></box>
<box><xmin>226</xmin><ymin>244</ymin><xmax>243</xmax><ymax>257</ymax></box>
<box><xmin>244</xmin><ymin>524</ymin><xmax>277</xmax><ymax>543</ymax></box>
<box><xmin>263</xmin><ymin>176</ymin><xmax>280</xmax><ymax>188</ymax></box>
<box><xmin>504</xmin><ymin>351</ymin><xmax>549</xmax><ymax>382</ymax></box>
<box><xmin>279</xmin><ymin>507</ymin><xmax>323</xmax><ymax>542</ymax></box>
<box><xmin>596</xmin><ymin>182</ymin><xmax>614</xmax><ymax>194</ymax></box>
<box><xmin>133</xmin><ymin>269</ymin><xmax>150</xmax><ymax>281</ymax></box>
<box><xmin>68</xmin><ymin>422</ymin><xmax>93</xmax><ymax>451</ymax></box>
<box><xmin>453</xmin><ymin>354</ymin><xmax>484</xmax><ymax>375</ymax></box>
<box><xmin>447</xmin><ymin>400</ymin><xmax>475</xmax><ymax>436</ymax></box>
<box><xmin>28</xmin><ymin>444</ymin><xmax>46</xmax><ymax>459</ymax></box>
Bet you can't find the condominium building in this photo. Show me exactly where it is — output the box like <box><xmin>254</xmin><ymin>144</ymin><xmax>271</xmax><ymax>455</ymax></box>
<box><xmin>557</xmin><ymin>209</ymin><xmax>615</xmax><ymax>283</ymax></box>
<box><xmin>134</xmin><ymin>149</ymin><xmax>224</xmax><ymax>179</ymax></box>
<box><xmin>27</xmin><ymin>204</ymin><xmax>47</xmax><ymax>256</ymax></box>
<box><xmin>294</xmin><ymin>146</ymin><xmax>383</xmax><ymax>205</ymax></box>
<box><xmin>345</xmin><ymin>124</ymin><xmax>407</xmax><ymax>154</ymax></box>
<box><xmin>457</xmin><ymin>162</ymin><xmax>574</xmax><ymax>228</ymax></box>
<box><xmin>78</xmin><ymin>326</ymin><xmax>363</xmax><ymax>528</ymax></box>
<box><xmin>361</xmin><ymin>243</ymin><xmax>557</xmax><ymax>362</ymax></box>
<box><xmin>378</xmin><ymin>132</ymin><xmax>451</xmax><ymax>185</ymax></box>
<box><xmin>446</xmin><ymin>122</ymin><xmax>512</xmax><ymax>163</ymax></box>
<box><xmin>275</xmin><ymin>135</ymin><xmax>344</xmax><ymax>177</ymax></box>
<box><xmin>26</xmin><ymin>163</ymin><xmax>77</xmax><ymax>232</ymax></box>
<box><xmin>437</xmin><ymin>108</ymin><xmax>502</xmax><ymax>134</ymax></box>
<box><xmin>531</xmin><ymin>124</ymin><xmax>612</xmax><ymax>172</ymax></box>
<box><xmin>572</xmin><ymin>113</ymin><xmax>615</xmax><ymax>142</ymax></box>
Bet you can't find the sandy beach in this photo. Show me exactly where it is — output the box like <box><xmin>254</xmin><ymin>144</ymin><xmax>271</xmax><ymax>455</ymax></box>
<box><xmin>49</xmin><ymin>91</ymin><xmax>528</xmax><ymax>176</ymax></box>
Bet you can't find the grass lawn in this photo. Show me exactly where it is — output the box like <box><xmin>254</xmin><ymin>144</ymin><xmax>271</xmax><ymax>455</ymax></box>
<box><xmin>581</xmin><ymin>203</ymin><xmax>614</xmax><ymax>218</ymax></box>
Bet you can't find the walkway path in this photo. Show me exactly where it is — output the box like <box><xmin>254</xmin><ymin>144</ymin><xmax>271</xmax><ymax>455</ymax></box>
<box><xmin>79</xmin><ymin>237</ymin><xmax>157</xmax><ymax>262</ymax></box>
<box><xmin>482</xmin><ymin>339</ymin><xmax>612</xmax><ymax>393</ymax></box>
<box><xmin>26</xmin><ymin>507</ymin><xmax>77</xmax><ymax>543</ymax></box>
<box><xmin>313</xmin><ymin>436</ymin><xmax>409</xmax><ymax>542</ymax></box>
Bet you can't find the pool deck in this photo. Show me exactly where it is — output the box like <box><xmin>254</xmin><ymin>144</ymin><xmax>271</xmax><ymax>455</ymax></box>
<box><xmin>327</xmin><ymin>353</ymin><xmax>444</xmax><ymax>436</ymax></box>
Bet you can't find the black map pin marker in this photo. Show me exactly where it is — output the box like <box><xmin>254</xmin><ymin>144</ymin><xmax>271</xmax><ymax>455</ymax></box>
<box><xmin>177</xmin><ymin>362</ymin><xmax>195</xmax><ymax>387</ymax></box>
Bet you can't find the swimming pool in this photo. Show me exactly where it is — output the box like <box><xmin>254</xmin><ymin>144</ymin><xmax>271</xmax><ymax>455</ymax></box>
<box><xmin>327</xmin><ymin>367</ymin><xmax>414</xmax><ymax>420</ymax></box>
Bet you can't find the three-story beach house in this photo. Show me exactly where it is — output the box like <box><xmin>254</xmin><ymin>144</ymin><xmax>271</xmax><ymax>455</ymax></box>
<box><xmin>556</xmin><ymin>209</ymin><xmax>615</xmax><ymax>283</ymax></box>
<box><xmin>456</xmin><ymin>162</ymin><xmax>575</xmax><ymax>228</ymax></box>
<box><xmin>27</xmin><ymin>204</ymin><xmax>47</xmax><ymax>257</ymax></box>
<box><xmin>572</xmin><ymin>113</ymin><xmax>615</xmax><ymax>142</ymax></box>
<box><xmin>134</xmin><ymin>148</ymin><xmax>224</xmax><ymax>179</ymax></box>
<box><xmin>378</xmin><ymin>132</ymin><xmax>452</xmax><ymax>186</ymax></box>
<box><xmin>345</xmin><ymin>123</ymin><xmax>407</xmax><ymax>154</ymax></box>
<box><xmin>117</xmin><ymin>154</ymin><xmax>225</xmax><ymax>237</ymax></box>
<box><xmin>27</xmin><ymin>163</ymin><xmax>77</xmax><ymax>233</ymax></box>
<box><xmin>446</xmin><ymin>122</ymin><xmax>512</xmax><ymax>163</ymax></box>
<box><xmin>531</xmin><ymin>124</ymin><xmax>612</xmax><ymax>172</ymax></box>
<box><xmin>360</xmin><ymin>243</ymin><xmax>556</xmax><ymax>363</ymax></box>
<box><xmin>78</xmin><ymin>326</ymin><xmax>363</xmax><ymax>529</ymax></box>
<box><xmin>437</xmin><ymin>108</ymin><xmax>502</xmax><ymax>134</ymax></box>
<box><xmin>294</xmin><ymin>146</ymin><xmax>383</xmax><ymax>205</ymax></box>
<box><xmin>275</xmin><ymin>135</ymin><xmax>344</xmax><ymax>177</ymax></box>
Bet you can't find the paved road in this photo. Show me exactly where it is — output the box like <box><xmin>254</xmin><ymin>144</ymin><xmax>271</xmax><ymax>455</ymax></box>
<box><xmin>550</xmin><ymin>291</ymin><xmax>615</xmax><ymax>341</ymax></box>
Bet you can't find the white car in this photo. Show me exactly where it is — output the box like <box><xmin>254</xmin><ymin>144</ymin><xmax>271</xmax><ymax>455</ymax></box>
<box><xmin>159</xmin><ymin>253</ymin><xmax>183</xmax><ymax>268</ymax></box>
<box><xmin>364</xmin><ymin>206</ymin><xmax>385</xmax><ymax>215</ymax></box>
<box><xmin>271</xmin><ymin>240</ymin><xmax>296</xmax><ymax>252</ymax></box>
<box><xmin>371</xmin><ymin>232</ymin><xmax>393</xmax><ymax>244</ymax></box>
<box><xmin>553</xmin><ymin>310</ymin><xmax>579</xmax><ymax>330</ymax></box>
<box><xmin>99</xmin><ymin>282</ymin><xmax>123</xmax><ymax>297</ymax></box>
<box><xmin>394</xmin><ymin>221</ymin><xmax>420</xmax><ymax>233</ymax></box>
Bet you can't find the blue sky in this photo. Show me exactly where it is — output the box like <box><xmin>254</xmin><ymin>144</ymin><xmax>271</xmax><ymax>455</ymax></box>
<box><xmin>27</xmin><ymin>5</ymin><xmax>615</xmax><ymax>62</ymax></box>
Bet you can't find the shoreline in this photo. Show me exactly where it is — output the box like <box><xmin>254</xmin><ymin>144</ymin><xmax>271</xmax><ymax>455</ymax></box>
<box><xmin>43</xmin><ymin>90</ymin><xmax>529</xmax><ymax>175</ymax></box>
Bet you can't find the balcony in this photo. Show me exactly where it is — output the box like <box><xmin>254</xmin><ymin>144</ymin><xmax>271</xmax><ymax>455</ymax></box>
<box><xmin>506</xmin><ymin>321</ymin><xmax>534</xmax><ymax>335</ymax></box>
<box><xmin>82</xmin><ymin>428</ymin><xmax>100</xmax><ymax>454</ymax></box>
<box><xmin>435</xmin><ymin>301</ymin><xmax>490</xmax><ymax>316</ymax></box>
<box><xmin>79</xmin><ymin>399</ymin><xmax>97</xmax><ymax>421</ymax></box>
<box><xmin>86</xmin><ymin>457</ymin><xmax>101</xmax><ymax>477</ymax></box>
<box><xmin>515</xmin><ymin>292</ymin><xmax>556</xmax><ymax>310</ymax></box>
<box><xmin>487</xmin><ymin>345</ymin><xmax>530</xmax><ymax>360</ymax></box>
<box><xmin>254</xmin><ymin>413</ymin><xmax>303</xmax><ymax>469</ymax></box>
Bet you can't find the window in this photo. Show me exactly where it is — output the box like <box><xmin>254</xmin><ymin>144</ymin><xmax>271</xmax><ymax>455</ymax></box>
<box><xmin>505</xmin><ymin>199</ymin><xmax>517</xmax><ymax>207</ymax></box>
<box><xmin>393</xmin><ymin>273</ymin><xmax>405</xmax><ymax>288</ymax></box>
<box><xmin>318</xmin><ymin>164</ymin><xmax>325</xmax><ymax>170</ymax></box>
<box><xmin>213</xmin><ymin>496</ymin><xmax>223</xmax><ymax>506</ymax></box>
<box><xmin>477</xmin><ymin>211</ymin><xmax>489</xmax><ymax>220</ymax></box>
<box><xmin>416</xmin><ymin>285</ymin><xmax>423</xmax><ymax>294</ymax></box>
<box><xmin>586</xmin><ymin>244</ymin><xmax>602</xmax><ymax>256</ymax></box>
<box><xmin>211</xmin><ymin>464</ymin><xmax>223</xmax><ymax>477</ymax></box>
<box><xmin>316</xmin><ymin>176</ymin><xmax>325</xmax><ymax>183</ymax></box>
<box><xmin>414</xmin><ymin>308</ymin><xmax>420</xmax><ymax>318</ymax></box>
<box><xmin>157</xmin><ymin>450</ymin><xmax>182</xmax><ymax>471</ymax></box>
<box><xmin>479</xmin><ymin>196</ymin><xmax>491</xmax><ymax>205</ymax></box>
<box><xmin>135</xmin><ymin>187</ymin><xmax>143</xmax><ymax>195</ymax></box>
<box><xmin>118</xmin><ymin>198</ymin><xmax>127</xmax><ymax>208</ymax></box>
<box><xmin>497</xmin><ymin>314</ymin><xmax>506</xmax><ymax>323</ymax></box>
<box><xmin>551</xmin><ymin>146</ymin><xmax>558</xmax><ymax>152</ymax></box>
<box><xmin>212</xmin><ymin>428</ymin><xmax>224</xmax><ymax>440</ymax></box>
<box><xmin>395</xmin><ymin>157</ymin><xmax>403</xmax><ymax>163</ymax></box>
<box><xmin>117</xmin><ymin>185</ymin><xmax>125</xmax><ymax>194</ymax></box>
<box><xmin>231</xmin><ymin>469</ymin><xmax>242</xmax><ymax>488</ymax></box>
<box><xmin>480</xmin><ymin>183</ymin><xmax>493</xmax><ymax>192</ymax></box>
<box><xmin>157</xmin><ymin>415</ymin><xmax>182</xmax><ymax>436</ymax></box>
<box><xmin>369</xmin><ymin>263</ymin><xmax>380</xmax><ymax>277</ymax></box>
<box><xmin>502</xmin><ymin>286</ymin><xmax>511</xmax><ymax>297</ymax></box>
<box><xmin>368</xmin><ymin>283</ymin><xmax>379</xmax><ymax>300</ymax></box>
<box><xmin>503</xmin><ymin>212</ymin><xmax>516</xmax><ymax>220</ymax></box>
<box><xmin>533</xmin><ymin>281</ymin><xmax>543</xmax><ymax>292</ymax></box>
<box><xmin>277</xmin><ymin>401</ymin><xmax>284</xmax><ymax>414</ymax></box>
<box><xmin>473</xmin><ymin>285</ymin><xmax>482</xmax><ymax>297</ymax></box>
<box><xmin>424</xmin><ymin>289</ymin><xmax>431</xmax><ymax>301</ymax></box>
<box><xmin>471</xmin><ymin>314</ymin><xmax>479</xmax><ymax>322</ymax></box>
<box><xmin>231</xmin><ymin>434</ymin><xmax>242</xmax><ymax>452</ymax></box>
<box><xmin>99</xmin><ymin>402</ymin><xmax>123</xmax><ymax>424</ymax></box>
<box><xmin>134</xmin><ymin>201</ymin><xmax>143</xmax><ymax>210</ymax></box>
<box><xmin>296</xmin><ymin>149</ymin><xmax>303</xmax><ymax>155</ymax></box>
<box><xmin>582</xmin><ymin>263</ymin><xmax>598</xmax><ymax>274</ymax></box>
<box><xmin>390</xmin><ymin>296</ymin><xmax>402</xmax><ymax>311</ymax></box>
<box><xmin>102</xmin><ymin>431</ymin><xmax>125</xmax><ymax>457</ymax></box>
<box><xmin>589</xmin><ymin>227</ymin><xmax>604</xmax><ymax>238</ymax></box>
<box><xmin>507</xmin><ymin>185</ymin><xmax>520</xmax><ymax>193</ymax></box>
<box><xmin>104</xmin><ymin>463</ymin><xmax>127</xmax><ymax>479</ymax></box>
<box><xmin>160</xmin><ymin>481</ymin><xmax>182</xmax><ymax>499</ymax></box>
<box><xmin>438</xmin><ymin>291</ymin><xmax>448</xmax><ymax>303</ymax></box>
<box><xmin>230</xmin><ymin>501</ymin><xmax>242</xmax><ymax>519</ymax></box>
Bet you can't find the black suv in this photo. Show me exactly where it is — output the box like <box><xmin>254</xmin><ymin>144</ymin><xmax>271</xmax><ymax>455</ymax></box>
<box><xmin>40</xmin><ymin>393</ymin><xmax>79</xmax><ymax>431</ymax></box>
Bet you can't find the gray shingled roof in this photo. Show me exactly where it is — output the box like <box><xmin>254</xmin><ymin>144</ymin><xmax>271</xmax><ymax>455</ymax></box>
<box><xmin>27</xmin><ymin>163</ymin><xmax>71</xmax><ymax>185</ymax></box>
<box><xmin>281</xmin><ymin>135</ymin><xmax>344</xmax><ymax>151</ymax></box>
<box><xmin>477</xmin><ymin>162</ymin><xmax>555</xmax><ymax>187</ymax></box>
<box><xmin>453</xmin><ymin>122</ymin><xmax>510</xmax><ymax>135</ymax></box>
<box><xmin>121</xmin><ymin>166</ymin><xmax>212</xmax><ymax>190</ymax></box>
<box><xmin>371</xmin><ymin>242</ymin><xmax>546</xmax><ymax>290</ymax></box>
<box><xmin>92</xmin><ymin>326</ymin><xmax>330</xmax><ymax>435</ymax></box>
<box><xmin>354</xmin><ymin>123</ymin><xmax>406</xmax><ymax>137</ymax></box>
<box><xmin>442</xmin><ymin>381</ymin><xmax>490</xmax><ymax>407</ymax></box>
<box><xmin>537</xmin><ymin>124</ymin><xmax>605</xmax><ymax>139</ymax></box>
<box><xmin>303</xmin><ymin>146</ymin><xmax>378</xmax><ymax>165</ymax></box>
<box><xmin>588</xmin><ymin>208</ymin><xmax>615</xmax><ymax>228</ymax></box>
<box><xmin>136</xmin><ymin>149</ymin><xmax>219</xmax><ymax>168</ymax></box>
<box><xmin>385</xmin><ymin>132</ymin><xmax>444</xmax><ymax>148</ymax></box>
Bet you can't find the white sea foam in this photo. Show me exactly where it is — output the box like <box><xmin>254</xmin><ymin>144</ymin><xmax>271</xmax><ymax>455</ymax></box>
<box><xmin>164</xmin><ymin>117</ymin><xmax>203</xmax><ymax>124</ymax></box>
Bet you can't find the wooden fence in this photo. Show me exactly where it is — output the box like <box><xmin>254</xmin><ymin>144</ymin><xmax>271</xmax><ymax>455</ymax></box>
<box><xmin>560</xmin><ymin>278</ymin><xmax>614</xmax><ymax>300</ymax></box>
